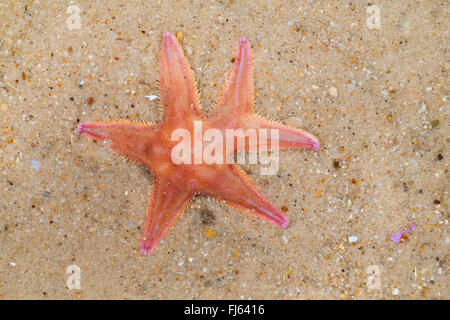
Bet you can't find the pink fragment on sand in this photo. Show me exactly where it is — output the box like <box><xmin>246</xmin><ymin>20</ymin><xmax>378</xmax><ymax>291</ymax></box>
<box><xmin>391</xmin><ymin>224</ymin><xmax>415</xmax><ymax>243</ymax></box>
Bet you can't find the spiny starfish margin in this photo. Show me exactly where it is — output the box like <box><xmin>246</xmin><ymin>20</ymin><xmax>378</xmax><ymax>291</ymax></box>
<box><xmin>78</xmin><ymin>32</ymin><xmax>319</xmax><ymax>254</ymax></box>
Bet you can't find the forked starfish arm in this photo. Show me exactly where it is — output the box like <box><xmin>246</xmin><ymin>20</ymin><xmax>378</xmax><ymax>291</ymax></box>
<box><xmin>140</xmin><ymin>178</ymin><xmax>194</xmax><ymax>254</ymax></box>
<box><xmin>196</xmin><ymin>164</ymin><xmax>288</xmax><ymax>228</ymax></box>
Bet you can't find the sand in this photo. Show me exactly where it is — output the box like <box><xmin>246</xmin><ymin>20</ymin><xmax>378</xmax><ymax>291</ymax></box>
<box><xmin>0</xmin><ymin>0</ymin><xmax>448</xmax><ymax>299</ymax></box>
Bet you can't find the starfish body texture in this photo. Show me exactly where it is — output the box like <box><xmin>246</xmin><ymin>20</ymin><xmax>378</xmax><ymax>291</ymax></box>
<box><xmin>78</xmin><ymin>32</ymin><xmax>319</xmax><ymax>254</ymax></box>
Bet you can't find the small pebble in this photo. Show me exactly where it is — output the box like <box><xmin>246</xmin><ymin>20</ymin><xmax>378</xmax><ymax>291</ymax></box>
<box><xmin>145</xmin><ymin>95</ymin><xmax>158</xmax><ymax>101</ymax></box>
<box><xmin>328</xmin><ymin>87</ymin><xmax>338</xmax><ymax>97</ymax></box>
<box><xmin>31</xmin><ymin>159</ymin><xmax>40</xmax><ymax>172</ymax></box>
<box><xmin>430</xmin><ymin>119</ymin><xmax>439</xmax><ymax>128</ymax></box>
<box><xmin>418</xmin><ymin>103</ymin><xmax>427</xmax><ymax>113</ymax></box>
<box><xmin>348</xmin><ymin>236</ymin><xmax>358</xmax><ymax>243</ymax></box>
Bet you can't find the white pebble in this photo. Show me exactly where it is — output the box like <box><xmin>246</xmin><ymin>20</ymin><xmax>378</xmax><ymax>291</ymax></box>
<box><xmin>348</xmin><ymin>236</ymin><xmax>358</xmax><ymax>243</ymax></box>
<box><xmin>418</xmin><ymin>103</ymin><xmax>427</xmax><ymax>113</ymax></box>
<box><xmin>31</xmin><ymin>159</ymin><xmax>40</xmax><ymax>171</ymax></box>
<box><xmin>145</xmin><ymin>95</ymin><xmax>158</xmax><ymax>101</ymax></box>
<box><xmin>328</xmin><ymin>87</ymin><xmax>338</xmax><ymax>97</ymax></box>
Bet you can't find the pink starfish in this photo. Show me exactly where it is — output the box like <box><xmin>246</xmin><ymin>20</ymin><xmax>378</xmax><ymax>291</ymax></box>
<box><xmin>78</xmin><ymin>32</ymin><xmax>319</xmax><ymax>254</ymax></box>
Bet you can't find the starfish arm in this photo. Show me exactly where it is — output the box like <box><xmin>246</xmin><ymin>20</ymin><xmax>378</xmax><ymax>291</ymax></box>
<box><xmin>159</xmin><ymin>32</ymin><xmax>202</xmax><ymax>121</ymax></box>
<box><xmin>140</xmin><ymin>178</ymin><xmax>193</xmax><ymax>254</ymax></box>
<box><xmin>77</xmin><ymin>121</ymin><xmax>156</xmax><ymax>164</ymax></box>
<box><xmin>244</xmin><ymin>114</ymin><xmax>319</xmax><ymax>150</ymax></box>
<box><xmin>210</xmin><ymin>37</ymin><xmax>318</xmax><ymax>151</ymax></box>
<box><xmin>213</xmin><ymin>37</ymin><xmax>254</xmax><ymax>116</ymax></box>
<box><xmin>198</xmin><ymin>164</ymin><xmax>288</xmax><ymax>228</ymax></box>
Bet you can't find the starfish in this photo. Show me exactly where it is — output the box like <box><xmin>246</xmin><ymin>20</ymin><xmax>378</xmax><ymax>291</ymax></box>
<box><xmin>78</xmin><ymin>32</ymin><xmax>319</xmax><ymax>254</ymax></box>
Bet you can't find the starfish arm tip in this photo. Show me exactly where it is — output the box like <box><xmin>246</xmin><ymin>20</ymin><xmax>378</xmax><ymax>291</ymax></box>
<box><xmin>140</xmin><ymin>239</ymin><xmax>156</xmax><ymax>255</ymax></box>
<box><xmin>269</xmin><ymin>210</ymin><xmax>288</xmax><ymax>228</ymax></box>
<box><xmin>140</xmin><ymin>243</ymin><xmax>150</xmax><ymax>255</ymax></box>
<box><xmin>312</xmin><ymin>139</ymin><xmax>320</xmax><ymax>151</ymax></box>
<box><xmin>76</xmin><ymin>123</ymin><xmax>85</xmax><ymax>134</ymax></box>
<box><xmin>239</xmin><ymin>37</ymin><xmax>248</xmax><ymax>44</ymax></box>
<box><xmin>163</xmin><ymin>31</ymin><xmax>174</xmax><ymax>40</ymax></box>
<box><xmin>76</xmin><ymin>122</ymin><xmax>101</xmax><ymax>140</ymax></box>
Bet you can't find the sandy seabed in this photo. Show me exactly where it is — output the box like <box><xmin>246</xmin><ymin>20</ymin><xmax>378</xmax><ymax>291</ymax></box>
<box><xmin>0</xmin><ymin>0</ymin><xmax>448</xmax><ymax>299</ymax></box>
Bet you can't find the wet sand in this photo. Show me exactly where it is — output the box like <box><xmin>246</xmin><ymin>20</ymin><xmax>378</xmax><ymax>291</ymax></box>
<box><xmin>0</xmin><ymin>0</ymin><xmax>448</xmax><ymax>299</ymax></box>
